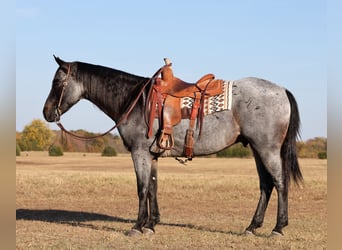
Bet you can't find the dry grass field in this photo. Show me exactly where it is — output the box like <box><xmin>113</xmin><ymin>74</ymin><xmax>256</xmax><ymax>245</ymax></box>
<box><xmin>16</xmin><ymin>152</ymin><xmax>327</xmax><ymax>249</ymax></box>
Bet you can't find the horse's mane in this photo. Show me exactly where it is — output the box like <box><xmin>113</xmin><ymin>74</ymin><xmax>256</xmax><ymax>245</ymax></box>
<box><xmin>75</xmin><ymin>61</ymin><xmax>147</xmax><ymax>86</ymax></box>
<box><xmin>74</xmin><ymin>61</ymin><xmax>149</xmax><ymax>114</ymax></box>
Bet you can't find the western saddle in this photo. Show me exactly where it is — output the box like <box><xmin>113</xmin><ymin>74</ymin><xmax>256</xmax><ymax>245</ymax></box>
<box><xmin>147</xmin><ymin>58</ymin><xmax>224</xmax><ymax>160</ymax></box>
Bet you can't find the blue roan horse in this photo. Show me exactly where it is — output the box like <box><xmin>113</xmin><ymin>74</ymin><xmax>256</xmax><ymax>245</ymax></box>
<box><xmin>43</xmin><ymin>56</ymin><xmax>303</xmax><ymax>236</ymax></box>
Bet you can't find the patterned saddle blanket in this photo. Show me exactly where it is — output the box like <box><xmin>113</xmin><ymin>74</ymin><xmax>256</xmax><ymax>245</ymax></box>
<box><xmin>180</xmin><ymin>80</ymin><xmax>233</xmax><ymax>116</ymax></box>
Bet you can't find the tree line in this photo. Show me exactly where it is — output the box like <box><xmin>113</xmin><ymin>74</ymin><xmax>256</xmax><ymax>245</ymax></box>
<box><xmin>217</xmin><ymin>137</ymin><xmax>327</xmax><ymax>159</ymax></box>
<box><xmin>16</xmin><ymin>119</ymin><xmax>127</xmax><ymax>155</ymax></box>
<box><xmin>16</xmin><ymin>119</ymin><xmax>327</xmax><ymax>159</ymax></box>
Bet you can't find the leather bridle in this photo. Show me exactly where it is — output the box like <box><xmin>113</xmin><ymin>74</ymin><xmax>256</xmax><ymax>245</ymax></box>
<box><xmin>55</xmin><ymin>64</ymin><xmax>71</xmax><ymax>120</ymax></box>
<box><xmin>54</xmin><ymin>63</ymin><xmax>167</xmax><ymax>140</ymax></box>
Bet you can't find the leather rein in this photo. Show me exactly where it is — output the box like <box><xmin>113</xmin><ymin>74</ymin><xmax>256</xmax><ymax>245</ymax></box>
<box><xmin>54</xmin><ymin>64</ymin><xmax>168</xmax><ymax>140</ymax></box>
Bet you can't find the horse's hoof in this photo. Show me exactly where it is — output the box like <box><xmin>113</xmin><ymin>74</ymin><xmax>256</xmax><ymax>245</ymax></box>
<box><xmin>142</xmin><ymin>227</ymin><xmax>155</xmax><ymax>235</ymax></box>
<box><xmin>244</xmin><ymin>230</ymin><xmax>255</xmax><ymax>236</ymax></box>
<box><xmin>126</xmin><ymin>228</ymin><xmax>143</xmax><ymax>237</ymax></box>
<box><xmin>271</xmin><ymin>230</ymin><xmax>284</xmax><ymax>237</ymax></box>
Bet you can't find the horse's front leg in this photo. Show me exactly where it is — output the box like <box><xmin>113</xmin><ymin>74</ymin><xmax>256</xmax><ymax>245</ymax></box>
<box><xmin>144</xmin><ymin>158</ymin><xmax>160</xmax><ymax>233</ymax></box>
<box><xmin>128</xmin><ymin>150</ymin><xmax>152</xmax><ymax>236</ymax></box>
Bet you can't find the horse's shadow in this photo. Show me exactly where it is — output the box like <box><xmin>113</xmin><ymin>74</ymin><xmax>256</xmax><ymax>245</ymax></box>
<box><xmin>16</xmin><ymin>208</ymin><xmax>244</xmax><ymax>236</ymax></box>
<box><xmin>16</xmin><ymin>208</ymin><xmax>134</xmax><ymax>233</ymax></box>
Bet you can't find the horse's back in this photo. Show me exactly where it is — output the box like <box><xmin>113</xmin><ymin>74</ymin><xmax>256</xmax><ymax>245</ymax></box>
<box><xmin>233</xmin><ymin>77</ymin><xmax>288</xmax><ymax>100</ymax></box>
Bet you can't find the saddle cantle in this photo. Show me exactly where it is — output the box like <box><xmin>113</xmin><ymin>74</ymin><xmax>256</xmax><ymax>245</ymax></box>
<box><xmin>147</xmin><ymin>58</ymin><xmax>224</xmax><ymax>160</ymax></box>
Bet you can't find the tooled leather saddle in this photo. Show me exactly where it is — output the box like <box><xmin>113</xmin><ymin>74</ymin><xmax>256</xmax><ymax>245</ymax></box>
<box><xmin>146</xmin><ymin>58</ymin><xmax>224</xmax><ymax>160</ymax></box>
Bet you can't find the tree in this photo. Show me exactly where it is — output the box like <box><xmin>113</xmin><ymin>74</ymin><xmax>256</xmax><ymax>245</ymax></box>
<box><xmin>16</xmin><ymin>143</ymin><xmax>21</xmax><ymax>156</ymax></box>
<box><xmin>102</xmin><ymin>146</ymin><xmax>117</xmax><ymax>157</ymax></box>
<box><xmin>216</xmin><ymin>143</ymin><xmax>252</xmax><ymax>158</ymax></box>
<box><xmin>19</xmin><ymin>119</ymin><xmax>55</xmax><ymax>151</ymax></box>
<box><xmin>48</xmin><ymin>144</ymin><xmax>64</xmax><ymax>156</ymax></box>
<box><xmin>297</xmin><ymin>137</ymin><xmax>327</xmax><ymax>158</ymax></box>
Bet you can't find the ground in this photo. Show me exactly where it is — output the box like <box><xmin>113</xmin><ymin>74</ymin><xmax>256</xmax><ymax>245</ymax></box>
<box><xmin>16</xmin><ymin>152</ymin><xmax>327</xmax><ymax>249</ymax></box>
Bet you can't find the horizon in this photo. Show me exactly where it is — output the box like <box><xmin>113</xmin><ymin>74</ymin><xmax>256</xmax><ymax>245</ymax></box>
<box><xmin>16</xmin><ymin>118</ymin><xmax>327</xmax><ymax>142</ymax></box>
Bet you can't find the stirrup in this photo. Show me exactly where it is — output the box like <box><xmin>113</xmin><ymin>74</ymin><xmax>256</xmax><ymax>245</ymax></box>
<box><xmin>157</xmin><ymin>131</ymin><xmax>174</xmax><ymax>150</ymax></box>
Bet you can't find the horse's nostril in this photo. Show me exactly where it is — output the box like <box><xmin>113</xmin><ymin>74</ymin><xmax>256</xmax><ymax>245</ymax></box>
<box><xmin>43</xmin><ymin>104</ymin><xmax>55</xmax><ymax>122</ymax></box>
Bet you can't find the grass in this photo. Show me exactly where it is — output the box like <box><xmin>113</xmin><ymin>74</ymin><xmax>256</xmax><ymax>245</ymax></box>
<box><xmin>16</xmin><ymin>152</ymin><xmax>327</xmax><ymax>249</ymax></box>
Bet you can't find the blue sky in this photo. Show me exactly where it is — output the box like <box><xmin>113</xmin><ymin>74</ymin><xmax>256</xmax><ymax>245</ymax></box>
<box><xmin>16</xmin><ymin>1</ymin><xmax>326</xmax><ymax>140</ymax></box>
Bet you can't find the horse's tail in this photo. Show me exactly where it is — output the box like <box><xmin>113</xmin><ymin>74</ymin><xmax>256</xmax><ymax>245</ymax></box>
<box><xmin>281</xmin><ymin>90</ymin><xmax>303</xmax><ymax>187</ymax></box>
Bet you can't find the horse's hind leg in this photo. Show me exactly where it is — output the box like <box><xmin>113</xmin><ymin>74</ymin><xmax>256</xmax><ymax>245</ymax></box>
<box><xmin>246</xmin><ymin>149</ymin><xmax>274</xmax><ymax>234</ymax></box>
<box><xmin>248</xmin><ymin>147</ymin><xmax>288</xmax><ymax>235</ymax></box>
<box><xmin>264</xmin><ymin>152</ymin><xmax>288</xmax><ymax>235</ymax></box>
<box><xmin>144</xmin><ymin>158</ymin><xmax>160</xmax><ymax>233</ymax></box>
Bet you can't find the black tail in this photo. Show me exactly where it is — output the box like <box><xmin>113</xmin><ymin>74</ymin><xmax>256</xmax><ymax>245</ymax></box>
<box><xmin>281</xmin><ymin>90</ymin><xmax>303</xmax><ymax>187</ymax></box>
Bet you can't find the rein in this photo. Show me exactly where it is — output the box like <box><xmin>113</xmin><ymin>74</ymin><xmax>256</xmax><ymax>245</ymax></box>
<box><xmin>55</xmin><ymin>64</ymin><xmax>168</xmax><ymax>140</ymax></box>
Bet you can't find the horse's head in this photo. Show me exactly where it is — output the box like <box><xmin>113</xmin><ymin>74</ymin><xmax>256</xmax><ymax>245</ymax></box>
<box><xmin>43</xmin><ymin>56</ymin><xmax>84</xmax><ymax>122</ymax></box>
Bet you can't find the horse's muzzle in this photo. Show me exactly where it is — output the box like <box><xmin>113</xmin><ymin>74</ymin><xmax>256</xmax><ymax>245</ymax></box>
<box><xmin>42</xmin><ymin>104</ymin><xmax>58</xmax><ymax>122</ymax></box>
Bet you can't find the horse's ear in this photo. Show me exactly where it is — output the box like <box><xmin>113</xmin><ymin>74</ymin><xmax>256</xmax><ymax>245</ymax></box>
<box><xmin>53</xmin><ymin>55</ymin><xmax>70</xmax><ymax>73</ymax></box>
<box><xmin>53</xmin><ymin>55</ymin><xmax>66</xmax><ymax>66</ymax></box>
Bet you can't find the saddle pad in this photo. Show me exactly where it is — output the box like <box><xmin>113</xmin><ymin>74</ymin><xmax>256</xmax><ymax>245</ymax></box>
<box><xmin>181</xmin><ymin>80</ymin><xmax>232</xmax><ymax>115</ymax></box>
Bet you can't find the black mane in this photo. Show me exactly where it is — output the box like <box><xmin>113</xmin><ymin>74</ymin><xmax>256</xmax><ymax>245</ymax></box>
<box><xmin>75</xmin><ymin>61</ymin><xmax>149</xmax><ymax>117</ymax></box>
<box><xmin>75</xmin><ymin>61</ymin><xmax>147</xmax><ymax>84</ymax></box>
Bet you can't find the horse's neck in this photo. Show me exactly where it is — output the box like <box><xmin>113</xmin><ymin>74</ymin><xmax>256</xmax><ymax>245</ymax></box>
<box><xmin>82</xmin><ymin>72</ymin><xmax>146</xmax><ymax>121</ymax></box>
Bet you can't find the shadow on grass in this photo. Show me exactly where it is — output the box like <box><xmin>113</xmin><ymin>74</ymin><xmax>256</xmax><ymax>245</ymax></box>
<box><xmin>16</xmin><ymin>208</ymin><xmax>134</xmax><ymax>234</ymax></box>
<box><xmin>16</xmin><ymin>208</ymin><xmax>246</xmax><ymax>236</ymax></box>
